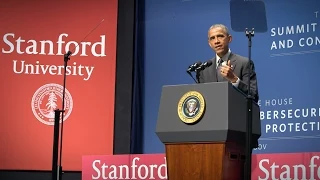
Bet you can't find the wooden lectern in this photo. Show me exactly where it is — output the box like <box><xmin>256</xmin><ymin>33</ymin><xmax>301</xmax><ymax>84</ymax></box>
<box><xmin>155</xmin><ymin>82</ymin><xmax>261</xmax><ymax>180</ymax></box>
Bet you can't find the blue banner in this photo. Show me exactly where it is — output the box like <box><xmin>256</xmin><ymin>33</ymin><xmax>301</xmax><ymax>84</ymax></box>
<box><xmin>140</xmin><ymin>0</ymin><xmax>320</xmax><ymax>154</ymax></box>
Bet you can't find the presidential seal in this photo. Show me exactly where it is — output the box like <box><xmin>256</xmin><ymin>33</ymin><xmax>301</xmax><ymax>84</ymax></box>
<box><xmin>31</xmin><ymin>83</ymin><xmax>73</xmax><ymax>125</ymax></box>
<box><xmin>177</xmin><ymin>91</ymin><xmax>205</xmax><ymax>124</ymax></box>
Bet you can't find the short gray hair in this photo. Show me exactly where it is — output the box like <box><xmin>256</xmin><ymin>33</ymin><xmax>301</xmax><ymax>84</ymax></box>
<box><xmin>208</xmin><ymin>24</ymin><xmax>230</xmax><ymax>35</ymax></box>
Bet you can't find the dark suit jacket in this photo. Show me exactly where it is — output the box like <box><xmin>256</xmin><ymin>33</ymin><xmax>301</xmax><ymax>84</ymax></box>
<box><xmin>198</xmin><ymin>52</ymin><xmax>259</xmax><ymax>103</ymax></box>
<box><xmin>198</xmin><ymin>52</ymin><xmax>260</xmax><ymax>149</ymax></box>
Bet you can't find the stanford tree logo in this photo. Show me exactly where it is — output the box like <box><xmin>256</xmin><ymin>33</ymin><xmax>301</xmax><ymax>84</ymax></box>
<box><xmin>31</xmin><ymin>83</ymin><xmax>73</xmax><ymax>125</ymax></box>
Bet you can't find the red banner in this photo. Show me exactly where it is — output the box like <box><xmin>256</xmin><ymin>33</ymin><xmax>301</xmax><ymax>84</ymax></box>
<box><xmin>82</xmin><ymin>154</ymin><xmax>167</xmax><ymax>180</ymax></box>
<box><xmin>82</xmin><ymin>152</ymin><xmax>320</xmax><ymax>180</ymax></box>
<box><xmin>0</xmin><ymin>0</ymin><xmax>118</xmax><ymax>171</ymax></box>
<box><xmin>252</xmin><ymin>152</ymin><xmax>320</xmax><ymax>180</ymax></box>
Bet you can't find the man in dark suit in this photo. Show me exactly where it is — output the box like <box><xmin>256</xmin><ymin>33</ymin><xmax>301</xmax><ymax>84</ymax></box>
<box><xmin>198</xmin><ymin>24</ymin><xmax>259</xmax><ymax>103</ymax></box>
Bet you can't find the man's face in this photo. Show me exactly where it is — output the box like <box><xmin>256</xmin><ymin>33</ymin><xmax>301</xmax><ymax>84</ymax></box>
<box><xmin>208</xmin><ymin>27</ymin><xmax>232</xmax><ymax>56</ymax></box>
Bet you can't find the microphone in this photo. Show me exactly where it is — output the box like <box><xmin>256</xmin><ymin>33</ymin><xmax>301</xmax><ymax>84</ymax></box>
<box><xmin>187</xmin><ymin>61</ymin><xmax>202</xmax><ymax>72</ymax></box>
<box><xmin>186</xmin><ymin>61</ymin><xmax>202</xmax><ymax>84</ymax></box>
<box><xmin>195</xmin><ymin>60</ymin><xmax>213</xmax><ymax>72</ymax></box>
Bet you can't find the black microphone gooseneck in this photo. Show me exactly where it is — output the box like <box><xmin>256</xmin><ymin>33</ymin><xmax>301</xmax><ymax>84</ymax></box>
<box><xmin>186</xmin><ymin>61</ymin><xmax>202</xmax><ymax>83</ymax></box>
<box><xmin>195</xmin><ymin>61</ymin><xmax>212</xmax><ymax>83</ymax></box>
<box><xmin>187</xmin><ymin>71</ymin><xmax>199</xmax><ymax>84</ymax></box>
<box><xmin>51</xmin><ymin>19</ymin><xmax>105</xmax><ymax>180</ymax></box>
<box><xmin>244</xmin><ymin>28</ymin><xmax>254</xmax><ymax>180</ymax></box>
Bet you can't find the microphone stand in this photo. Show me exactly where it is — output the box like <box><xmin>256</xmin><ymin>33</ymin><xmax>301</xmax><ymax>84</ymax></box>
<box><xmin>51</xmin><ymin>51</ymin><xmax>72</xmax><ymax>180</ymax></box>
<box><xmin>193</xmin><ymin>61</ymin><xmax>212</xmax><ymax>84</ymax></box>
<box><xmin>187</xmin><ymin>71</ymin><xmax>199</xmax><ymax>83</ymax></box>
<box><xmin>244</xmin><ymin>28</ymin><xmax>254</xmax><ymax>180</ymax></box>
<box><xmin>195</xmin><ymin>71</ymin><xmax>200</xmax><ymax>84</ymax></box>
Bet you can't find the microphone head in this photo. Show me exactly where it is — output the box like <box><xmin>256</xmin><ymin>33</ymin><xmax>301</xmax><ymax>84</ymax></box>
<box><xmin>187</xmin><ymin>61</ymin><xmax>202</xmax><ymax>72</ymax></box>
<box><xmin>195</xmin><ymin>60</ymin><xmax>213</xmax><ymax>71</ymax></box>
<box><xmin>205</xmin><ymin>60</ymin><xmax>213</xmax><ymax>66</ymax></box>
<box><xmin>194</xmin><ymin>61</ymin><xmax>202</xmax><ymax>66</ymax></box>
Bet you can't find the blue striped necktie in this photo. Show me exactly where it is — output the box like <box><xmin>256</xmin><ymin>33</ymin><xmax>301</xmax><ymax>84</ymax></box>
<box><xmin>217</xmin><ymin>59</ymin><xmax>225</xmax><ymax>82</ymax></box>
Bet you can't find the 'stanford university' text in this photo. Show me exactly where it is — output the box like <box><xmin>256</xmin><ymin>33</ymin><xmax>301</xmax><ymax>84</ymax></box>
<box><xmin>258</xmin><ymin>156</ymin><xmax>320</xmax><ymax>180</ymax></box>
<box><xmin>269</xmin><ymin>23</ymin><xmax>319</xmax><ymax>50</ymax></box>
<box><xmin>260</xmin><ymin>108</ymin><xmax>320</xmax><ymax>133</ymax></box>
<box><xmin>1</xmin><ymin>33</ymin><xmax>106</xmax><ymax>81</ymax></box>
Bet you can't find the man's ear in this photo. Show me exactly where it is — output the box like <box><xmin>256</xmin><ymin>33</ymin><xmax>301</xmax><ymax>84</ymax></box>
<box><xmin>228</xmin><ymin>35</ymin><xmax>233</xmax><ymax>43</ymax></box>
<box><xmin>208</xmin><ymin>40</ymin><xmax>212</xmax><ymax>48</ymax></box>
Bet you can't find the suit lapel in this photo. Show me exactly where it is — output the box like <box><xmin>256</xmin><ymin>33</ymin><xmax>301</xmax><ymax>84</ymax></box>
<box><xmin>208</xmin><ymin>57</ymin><xmax>217</xmax><ymax>82</ymax></box>
<box><xmin>229</xmin><ymin>53</ymin><xmax>237</xmax><ymax>70</ymax></box>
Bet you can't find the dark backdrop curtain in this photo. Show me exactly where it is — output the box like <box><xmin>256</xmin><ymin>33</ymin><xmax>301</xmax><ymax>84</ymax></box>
<box><xmin>130</xmin><ymin>0</ymin><xmax>145</xmax><ymax>154</ymax></box>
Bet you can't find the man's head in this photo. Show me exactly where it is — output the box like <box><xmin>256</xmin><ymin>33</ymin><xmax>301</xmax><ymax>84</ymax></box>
<box><xmin>207</xmin><ymin>24</ymin><xmax>232</xmax><ymax>57</ymax></box>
